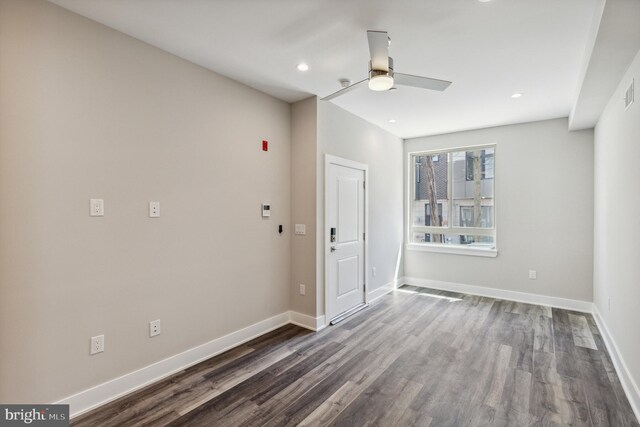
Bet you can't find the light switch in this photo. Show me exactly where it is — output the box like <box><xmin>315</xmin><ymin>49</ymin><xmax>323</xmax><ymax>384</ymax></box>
<box><xmin>90</xmin><ymin>199</ymin><xmax>104</xmax><ymax>217</ymax></box>
<box><xmin>295</xmin><ymin>224</ymin><xmax>306</xmax><ymax>235</ymax></box>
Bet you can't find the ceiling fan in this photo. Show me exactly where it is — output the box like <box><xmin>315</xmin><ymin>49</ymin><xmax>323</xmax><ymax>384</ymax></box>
<box><xmin>322</xmin><ymin>30</ymin><xmax>452</xmax><ymax>101</ymax></box>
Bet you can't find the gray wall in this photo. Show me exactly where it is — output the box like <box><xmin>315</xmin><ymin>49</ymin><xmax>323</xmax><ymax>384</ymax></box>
<box><xmin>317</xmin><ymin>101</ymin><xmax>404</xmax><ymax>315</ymax></box>
<box><xmin>594</xmin><ymin>48</ymin><xmax>640</xmax><ymax>397</ymax></box>
<box><xmin>0</xmin><ymin>0</ymin><xmax>291</xmax><ymax>403</ymax></box>
<box><xmin>289</xmin><ymin>99</ymin><xmax>404</xmax><ymax>319</ymax></box>
<box><xmin>290</xmin><ymin>98</ymin><xmax>317</xmax><ymax>316</ymax></box>
<box><xmin>404</xmin><ymin>118</ymin><xmax>594</xmax><ymax>302</ymax></box>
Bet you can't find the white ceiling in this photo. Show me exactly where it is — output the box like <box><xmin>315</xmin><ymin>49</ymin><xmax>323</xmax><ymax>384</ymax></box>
<box><xmin>570</xmin><ymin>0</ymin><xmax>640</xmax><ymax>131</ymax></box>
<box><xmin>48</xmin><ymin>0</ymin><xmax>598</xmax><ymax>138</ymax></box>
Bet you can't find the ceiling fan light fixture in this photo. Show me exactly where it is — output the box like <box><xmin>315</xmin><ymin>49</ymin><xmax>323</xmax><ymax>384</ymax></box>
<box><xmin>369</xmin><ymin>73</ymin><xmax>394</xmax><ymax>91</ymax></box>
<box><xmin>320</xmin><ymin>31</ymin><xmax>452</xmax><ymax>101</ymax></box>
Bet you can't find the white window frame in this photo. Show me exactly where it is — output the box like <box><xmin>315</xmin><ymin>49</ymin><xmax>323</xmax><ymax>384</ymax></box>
<box><xmin>406</xmin><ymin>144</ymin><xmax>498</xmax><ymax>258</ymax></box>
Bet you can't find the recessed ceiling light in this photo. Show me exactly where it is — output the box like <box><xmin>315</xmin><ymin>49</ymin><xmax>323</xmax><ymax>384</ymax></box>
<box><xmin>478</xmin><ymin>0</ymin><xmax>492</xmax><ymax>2</ymax></box>
<box><xmin>389</xmin><ymin>119</ymin><xmax>397</xmax><ymax>123</ymax></box>
<box><xmin>296</xmin><ymin>63</ymin><xmax>309</xmax><ymax>71</ymax></box>
<box><xmin>511</xmin><ymin>92</ymin><xmax>523</xmax><ymax>98</ymax></box>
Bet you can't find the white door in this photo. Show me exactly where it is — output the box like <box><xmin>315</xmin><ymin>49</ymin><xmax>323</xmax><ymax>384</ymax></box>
<box><xmin>326</xmin><ymin>157</ymin><xmax>366</xmax><ymax>322</ymax></box>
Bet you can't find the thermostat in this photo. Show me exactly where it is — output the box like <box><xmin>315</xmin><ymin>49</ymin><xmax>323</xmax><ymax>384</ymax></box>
<box><xmin>262</xmin><ymin>203</ymin><xmax>271</xmax><ymax>218</ymax></box>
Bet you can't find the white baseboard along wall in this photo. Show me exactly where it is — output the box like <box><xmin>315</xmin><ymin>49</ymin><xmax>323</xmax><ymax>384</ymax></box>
<box><xmin>400</xmin><ymin>276</ymin><xmax>640</xmax><ymax>421</ymax></box>
<box><xmin>57</xmin><ymin>312</ymin><xmax>295</xmax><ymax>418</ymax></box>
<box><xmin>401</xmin><ymin>276</ymin><xmax>593</xmax><ymax>312</ymax></box>
<box><xmin>56</xmin><ymin>278</ymin><xmax>638</xmax><ymax>422</ymax></box>
<box><xmin>592</xmin><ymin>306</ymin><xmax>640</xmax><ymax>421</ymax></box>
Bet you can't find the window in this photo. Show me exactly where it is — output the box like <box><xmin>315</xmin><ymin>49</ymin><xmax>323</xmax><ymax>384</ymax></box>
<box><xmin>465</xmin><ymin>149</ymin><xmax>494</xmax><ymax>181</ymax></box>
<box><xmin>409</xmin><ymin>145</ymin><xmax>496</xmax><ymax>254</ymax></box>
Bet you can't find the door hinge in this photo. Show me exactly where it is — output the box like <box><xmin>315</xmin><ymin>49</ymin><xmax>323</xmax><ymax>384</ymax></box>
<box><xmin>363</xmin><ymin>232</ymin><xmax>365</xmax><ymax>241</ymax></box>
<box><xmin>363</xmin><ymin>181</ymin><xmax>366</xmax><ymax>190</ymax></box>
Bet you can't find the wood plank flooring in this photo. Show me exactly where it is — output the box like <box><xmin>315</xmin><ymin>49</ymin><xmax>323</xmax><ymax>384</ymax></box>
<box><xmin>72</xmin><ymin>286</ymin><xmax>639</xmax><ymax>426</ymax></box>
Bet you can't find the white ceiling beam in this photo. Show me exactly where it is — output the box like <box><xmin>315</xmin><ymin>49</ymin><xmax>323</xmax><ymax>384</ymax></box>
<box><xmin>569</xmin><ymin>0</ymin><xmax>640</xmax><ymax>131</ymax></box>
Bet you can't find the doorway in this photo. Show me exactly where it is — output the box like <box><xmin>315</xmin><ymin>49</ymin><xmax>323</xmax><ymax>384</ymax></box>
<box><xmin>325</xmin><ymin>155</ymin><xmax>368</xmax><ymax>323</ymax></box>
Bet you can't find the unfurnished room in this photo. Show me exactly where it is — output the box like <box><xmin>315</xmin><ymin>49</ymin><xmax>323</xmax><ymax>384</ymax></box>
<box><xmin>0</xmin><ymin>0</ymin><xmax>639</xmax><ymax>426</ymax></box>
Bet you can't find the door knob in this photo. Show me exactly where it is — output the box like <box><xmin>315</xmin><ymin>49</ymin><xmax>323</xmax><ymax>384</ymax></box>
<box><xmin>330</xmin><ymin>246</ymin><xmax>337</xmax><ymax>252</ymax></box>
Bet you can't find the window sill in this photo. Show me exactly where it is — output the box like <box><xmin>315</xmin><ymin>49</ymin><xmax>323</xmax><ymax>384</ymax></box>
<box><xmin>405</xmin><ymin>243</ymin><xmax>498</xmax><ymax>258</ymax></box>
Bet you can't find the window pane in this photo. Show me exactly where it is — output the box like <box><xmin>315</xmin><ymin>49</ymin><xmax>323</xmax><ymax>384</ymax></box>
<box><xmin>413</xmin><ymin>232</ymin><xmax>428</xmax><ymax>243</ymax></box>
<box><xmin>452</xmin><ymin>148</ymin><xmax>494</xmax><ymax>228</ymax></box>
<box><xmin>412</xmin><ymin>153</ymin><xmax>449</xmax><ymax>228</ymax></box>
<box><xmin>442</xmin><ymin>234</ymin><xmax>495</xmax><ymax>248</ymax></box>
<box><xmin>412</xmin><ymin>233</ymin><xmax>446</xmax><ymax>244</ymax></box>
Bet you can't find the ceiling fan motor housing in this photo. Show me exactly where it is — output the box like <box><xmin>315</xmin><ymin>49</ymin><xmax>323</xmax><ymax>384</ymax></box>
<box><xmin>368</xmin><ymin>57</ymin><xmax>394</xmax><ymax>91</ymax></box>
<box><xmin>321</xmin><ymin>31</ymin><xmax>451</xmax><ymax>100</ymax></box>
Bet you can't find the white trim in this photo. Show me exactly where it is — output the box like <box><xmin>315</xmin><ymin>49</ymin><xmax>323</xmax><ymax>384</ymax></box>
<box><xmin>407</xmin><ymin>143</ymin><xmax>497</xmax><ymax>157</ymax></box>
<box><xmin>406</xmin><ymin>243</ymin><xmax>497</xmax><ymax>258</ymax></box>
<box><xmin>324</xmin><ymin>154</ymin><xmax>369</xmax><ymax>322</ymax></box>
<box><xmin>54</xmin><ymin>284</ymin><xmax>640</xmax><ymax>423</ymax></box>
<box><xmin>325</xmin><ymin>154</ymin><xmax>368</xmax><ymax>173</ymax></box>
<box><xmin>399</xmin><ymin>277</ymin><xmax>640</xmax><ymax>418</ymax></box>
<box><xmin>57</xmin><ymin>312</ymin><xmax>291</xmax><ymax>418</ymax></box>
<box><xmin>592</xmin><ymin>306</ymin><xmax>640</xmax><ymax>421</ymax></box>
<box><xmin>401</xmin><ymin>276</ymin><xmax>593</xmax><ymax>313</ymax></box>
<box><xmin>367</xmin><ymin>280</ymin><xmax>396</xmax><ymax>304</ymax></box>
<box><xmin>289</xmin><ymin>311</ymin><xmax>326</xmax><ymax>332</ymax></box>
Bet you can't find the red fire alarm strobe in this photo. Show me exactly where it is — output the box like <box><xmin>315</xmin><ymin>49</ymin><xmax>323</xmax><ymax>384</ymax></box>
<box><xmin>262</xmin><ymin>140</ymin><xmax>268</xmax><ymax>151</ymax></box>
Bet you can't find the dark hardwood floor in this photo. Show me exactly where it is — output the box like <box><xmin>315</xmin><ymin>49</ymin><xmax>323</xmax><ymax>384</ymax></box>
<box><xmin>72</xmin><ymin>286</ymin><xmax>639</xmax><ymax>426</ymax></box>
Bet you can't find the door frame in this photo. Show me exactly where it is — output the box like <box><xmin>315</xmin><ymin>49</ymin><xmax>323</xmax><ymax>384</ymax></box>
<box><xmin>324</xmin><ymin>154</ymin><xmax>369</xmax><ymax>321</ymax></box>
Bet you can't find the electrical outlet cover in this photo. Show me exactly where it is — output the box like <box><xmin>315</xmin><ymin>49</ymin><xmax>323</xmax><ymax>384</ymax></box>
<box><xmin>90</xmin><ymin>199</ymin><xmax>104</xmax><ymax>217</ymax></box>
<box><xmin>90</xmin><ymin>335</ymin><xmax>105</xmax><ymax>355</ymax></box>
<box><xmin>150</xmin><ymin>319</ymin><xmax>161</xmax><ymax>337</ymax></box>
<box><xmin>149</xmin><ymin>201</ymin><xmax>160</xmax><ymax>218</ymax></box>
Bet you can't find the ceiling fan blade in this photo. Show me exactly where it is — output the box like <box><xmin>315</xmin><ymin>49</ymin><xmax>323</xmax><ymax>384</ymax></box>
<box><xmin>394</xmin><ymin>73</ymin><xmax>452</xmax><ymax>92</ymax></box>
<box><xmin>321</xmin><ymin>79</ymin><xmax>368</xmax><ymax>101</ymax></box>
<box><xmin>367</xmin><ymin>30</ymin><xmax>389</xmax><ymax>71</ymax></box>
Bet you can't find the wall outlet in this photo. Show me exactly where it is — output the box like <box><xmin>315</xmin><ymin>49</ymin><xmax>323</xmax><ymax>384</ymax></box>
<box><xmin>372</xmin><ymin>267</ymin><xmax>377</xmax><ymax>277</ymax></box>
<box><xmin>89</xmin><ymin>199</ymin><xmax>104</xmax><ymax>217</ymax></box>
<box><xmin>149</xmin><ymin>201</ymin><xmax>160</xmax><ymax>218</ymax></box>
<box><xmin>90</xmin><ymin>335</ymin><xmax>105</xmax><ymax>355</ymax></box>
<box><xmin>299</xmin><ymin>284</ymin><xmax>306</xmax><ymax>296</ymax></box>
<box><xmin>150</xmin><ymin>319</ymin><xmax>161</xmax><ymax>337</ymax></box>
<box><xmin>624</xmin><ymin>79</ymin><xmax>634</xmax><ymax>110</ymax></box>
<box><xmin>528</xmin><ymin>270</ymin><xmax>537</xmax><ymax>280</ymax></box>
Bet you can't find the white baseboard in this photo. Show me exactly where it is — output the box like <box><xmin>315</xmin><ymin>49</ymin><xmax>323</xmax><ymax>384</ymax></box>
<box><xmin>57</xmin><ymin>312</ymin><xmax>291</xmax><ymax>418</ymax></box>
<box><xmin>367</xmin><ymin>281</ymin><xmax>395</xmax><ymax>304</ymax></box>
<box><xmin>289</xmin><ymin>311</ymin><xmax>326</xmax><ymax>332</ymax></box>
<box><xmin>400</xmin><ymin>276</ymin><xmax>639</xmax><ymax>421</ymax></box>
<box><xmin>59</xmin><ymin>282</ymin><xmax>635</xmax><ymax>422</ymax></box>
<box><xmin>401</xmin><ymin>276</ymin><xmax>594</xmax><ymax>313</ymax></box>
<box><xmin>592</xmin><ymin>306</ymin><xmax>640</xmax><ymax>421</ymax></box>
<box><xmin>290</xmin><ymin>280</ymin><xmax>397</xmax><ymax>332</ymax></box>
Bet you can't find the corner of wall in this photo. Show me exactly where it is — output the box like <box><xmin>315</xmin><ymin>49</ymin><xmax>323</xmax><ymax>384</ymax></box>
<box><xmin>290</xmin><ymin>97</ymin><xmax>319</xmax><ymax>318</ymax></box>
